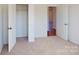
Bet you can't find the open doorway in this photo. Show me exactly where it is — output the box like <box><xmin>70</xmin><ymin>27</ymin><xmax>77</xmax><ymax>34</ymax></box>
<box><xmin>47</xmin><ymin>7</ymin><xmax>56</xmax><ymax>36</ymax></box>
<box><xmin>16</xmin><ymin>4</ymin><xmax>28</xmax><ymax>41</ymax></box>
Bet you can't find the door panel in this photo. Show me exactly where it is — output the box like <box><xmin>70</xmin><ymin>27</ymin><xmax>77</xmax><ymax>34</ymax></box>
<box><xmin>8</xmin><ymin>4</ymin><xmax>16</xmax><ymax>52</ymax></box>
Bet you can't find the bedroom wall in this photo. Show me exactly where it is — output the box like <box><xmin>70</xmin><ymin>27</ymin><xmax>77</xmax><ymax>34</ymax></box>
<box><xmin>34</xmin><ymin>5</ymin><xmax>48</xmax><ymax>38</ymax></box>
<box><xmin>0</xmin><ymin>5</ymin><xmax>3</xmax><ymax>53</ymax></box>
<box><xmin>69</xmin><ymin>5</ymin><xmax>79</xmax><ymax>44</ymax></box>
<box><xmin>56</xmin><ymin>5</ymin><xmax>69</xmax><ymax>40</ymax></box>
<box><xmin>2</xmin><ymin>5</ymin><xmax>8</xmax><ymax>44</ymax></box>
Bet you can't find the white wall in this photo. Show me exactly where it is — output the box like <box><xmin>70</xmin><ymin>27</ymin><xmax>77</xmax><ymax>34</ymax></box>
<box><xmin>0</xmin><ymin>5</ymin><xmax>3</xmax><ymax>53</ymax></box>
<box><xmin>34</xmin><ymin>5</ymin><xmax>48</xmax><ymax>38</ymax></box>
<box><xmin>69</xmin><ymin>5</ymin><xmax>79</xmax><ymax>44</ymax></box>
<box><xmin>16</xmin><ymin>5</ymin><xmax>28</xmax><ymax>37</ymax></box>
<box><xmin>56</xmin><ymin>5</ymin><xmax>69</xmax><ymax>40</ymax></box>
<box><xmin>2</xmin><ymin>5</ymin><xmax>8</xmax><ymax>44</ymax></box>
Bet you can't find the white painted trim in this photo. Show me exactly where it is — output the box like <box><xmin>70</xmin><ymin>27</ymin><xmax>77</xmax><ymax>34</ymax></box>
<box><xmin>0</xmin><ymin>47</ymin><xmax>2</xmax><ymax>53</ymax></box>
<box><xmin>28</xmin><ymin>39</ymin><xmax>35</xmax><ymax>42</ymax></box>
<box><xmin>28</xmin><ymin>5</ymin><xmax>35</xmax><ymax>42</ymax></box>
<box><xmin>70</xmin><ymin>39</ymin><xmax>79</xmax><ymax>45</ymax></box>
<box><xmin>0</xmin><ymin>49</ymin><xmax>1</xmax><ymax>54</ymax></box>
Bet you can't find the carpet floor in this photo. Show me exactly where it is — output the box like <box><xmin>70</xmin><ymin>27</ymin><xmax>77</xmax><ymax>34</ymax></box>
<box><xmin>1</xmin><ymin>36</ymin><xmax>79</xmax><ymax>55</ymax></box>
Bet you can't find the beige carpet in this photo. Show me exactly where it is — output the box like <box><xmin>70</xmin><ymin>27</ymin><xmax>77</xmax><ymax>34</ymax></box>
<box><xmin>1</xmin><ymin>36</ymin><xmax>79</xmax><ymax>55</ymax></box>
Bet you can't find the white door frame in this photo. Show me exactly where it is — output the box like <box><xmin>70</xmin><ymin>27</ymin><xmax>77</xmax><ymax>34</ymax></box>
<box><xmin>28</xmin><ymin>4</ymin><xmax>35</xmax><ymax>42</ymax></box>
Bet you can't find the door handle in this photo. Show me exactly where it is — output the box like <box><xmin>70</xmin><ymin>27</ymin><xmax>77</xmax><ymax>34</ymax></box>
<box><xmin>64</xmin><ymin>24</ymin><xmax>68</xmax><ymax>25</ymax></box>
<box><xmin>8</xmin><ymin>27</ymin><xmax>12</xmax><ymax>30</ymax></box>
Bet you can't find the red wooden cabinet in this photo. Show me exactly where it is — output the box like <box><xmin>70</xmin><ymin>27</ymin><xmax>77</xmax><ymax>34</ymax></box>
<box><xmin>48</xmin><ymin>29</ymin><xmax>56</xmax><ymax>36</ymax></box>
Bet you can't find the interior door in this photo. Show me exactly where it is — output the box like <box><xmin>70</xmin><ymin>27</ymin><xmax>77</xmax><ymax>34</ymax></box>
<box><xmin>8</xmin><ymin>4</ymin><xmax>16</xmax><ymax>52</ymax></box>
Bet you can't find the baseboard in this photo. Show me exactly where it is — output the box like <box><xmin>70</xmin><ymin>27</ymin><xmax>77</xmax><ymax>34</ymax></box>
<box><xmin>70</xmin><ymin>39</ymin><xmax>79</xmax><ymax>45</ymax></box>
<box><xmin>0</xmin><ymin>49</ymin><xmax>1</xmax><ymax>53</ymax></box>
<box><xmin>35</xmin><ymin>35</ymin><xmax>47</xmax><ymax>39</ymax></box>
<box><xmin>16</xmin><ymin>36</ymin><xmax>28</xmax><ymax>38</ymax></box>
<box><xmin>28</xmin><ymin>39</ymin><xmax>35</xmax><ymax>42</ymax></box>
<box><xmin>0</xmin><ymin>47</ymin><xmax>2</xmax><ymax>54</ymax></box>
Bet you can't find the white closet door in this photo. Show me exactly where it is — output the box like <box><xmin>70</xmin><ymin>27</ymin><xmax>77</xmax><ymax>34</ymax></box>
<box><xmin>8</xmin><ymin>4</ymin><xmax>16</xmax><ymax>52</ymax></box>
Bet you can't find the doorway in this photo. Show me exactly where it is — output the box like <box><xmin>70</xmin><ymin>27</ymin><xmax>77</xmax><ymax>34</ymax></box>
<box><xmin>16</xmin><ymin>4</ymin><xmax>28</xmax><ymax>40</ymax></box>
<box><xmin>47</xmin><ymin>7</ymin><xmax>56</xmax><ymax>36</ymax></box>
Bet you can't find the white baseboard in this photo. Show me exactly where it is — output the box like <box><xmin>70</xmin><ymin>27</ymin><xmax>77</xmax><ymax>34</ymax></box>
<box><xmin>0</xmin><ymin>49</ymin><xmax>1</xmax><ymax>53</ymax></box>
<box><xmin>0</xmin><ymin>48</ymin><xmax>2</xmax><ymax>54</ymax></box>
<box><xmin>70</xmin><ymin>39</ymin><xmax>79</xmax><ymax>45</ymax></box>
<box><xmin>28</xmin><ymin>39</ymin><xmax>35</xmax><ymax>42</ymax></box>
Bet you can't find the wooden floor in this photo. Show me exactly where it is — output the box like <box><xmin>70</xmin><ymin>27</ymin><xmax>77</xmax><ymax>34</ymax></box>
<box><xmin>1</xmin><ymin>36</ymin><xmax>79</xmax><ymax>55</ymax></box>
